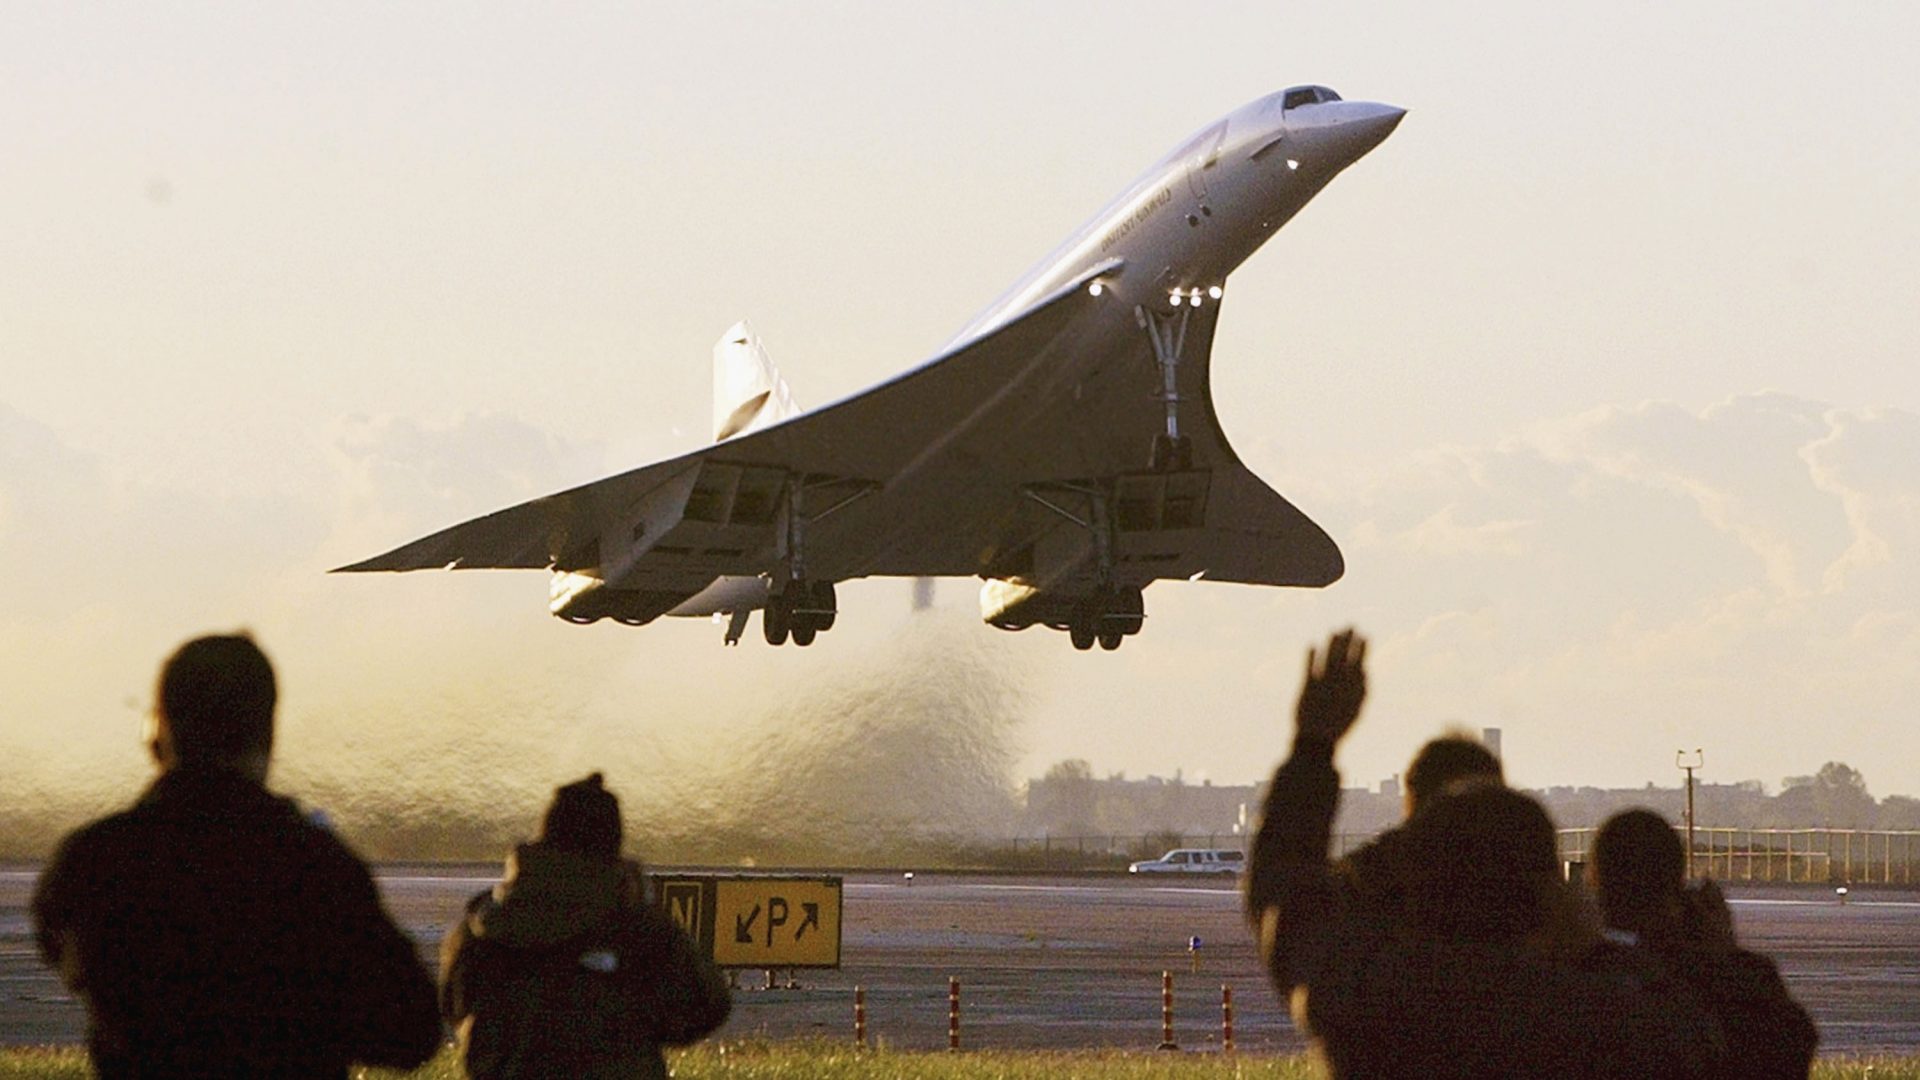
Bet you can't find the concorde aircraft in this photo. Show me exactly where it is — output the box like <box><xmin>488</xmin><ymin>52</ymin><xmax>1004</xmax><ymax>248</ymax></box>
<box><xmin>335</xmin><ymin>86</ymin><xmax>1404</xmax><ymax>650</ymax></box>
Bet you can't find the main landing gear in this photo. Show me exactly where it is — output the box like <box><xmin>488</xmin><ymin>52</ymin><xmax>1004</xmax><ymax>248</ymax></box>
<box><xmin>763</xmin><ymin>580</ymin><xmax>837</xmax><ymax>647</ymax></box>
<box><xmin>1067</xmin><ymin>585</ymin><xmax>1145</xmax><ymax>652</ymax></box>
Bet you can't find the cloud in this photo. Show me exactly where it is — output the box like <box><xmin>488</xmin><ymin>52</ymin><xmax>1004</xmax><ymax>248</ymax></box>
<box><xmin>328</xmin><ymin>411</ymin><xmax>608</xmax><ymax>553</ymax></box>
<box><xmin>1296</xmin><ymin>393</ymin><xmax>1920</xmax><ymax>791</ymax></box>
<box><xmin>1524</xmin><ymin>393</ymin><xmax>1857</xmax><ymax>596</ymax></box>
<box><xmin>1802</xmin><ymin>406</ymin><xmax>1920</xmax><ymax>597</ymax></box>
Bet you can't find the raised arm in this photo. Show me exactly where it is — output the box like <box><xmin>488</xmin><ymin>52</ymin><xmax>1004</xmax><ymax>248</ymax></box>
<box><xmin>1244</xmin><ymin>629</ymin><xmax>1367</xmax><ymax>994</ymax></box>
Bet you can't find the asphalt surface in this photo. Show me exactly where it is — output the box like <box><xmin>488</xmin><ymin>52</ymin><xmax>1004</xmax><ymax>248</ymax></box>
<box><xmin>3</xmin><ymin>867</ymin><xmax>1917</xmax><ymax>1054</ymax></box>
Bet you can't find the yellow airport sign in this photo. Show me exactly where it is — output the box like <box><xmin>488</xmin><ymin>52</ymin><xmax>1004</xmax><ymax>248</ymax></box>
<box><xmin>713</xmin><ymin>877</ymin><xmax>841</xmax><ymax>968</ymax></box>
<box><xmin>651</xmin><ymin>874</ymin><xmax>843</xmax><ymax>969</ymax></box>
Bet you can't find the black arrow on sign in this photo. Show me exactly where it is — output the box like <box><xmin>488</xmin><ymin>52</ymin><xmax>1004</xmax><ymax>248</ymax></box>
<box><xmin>796</xmin><ymin>902</ymin><xmax>820</xmax><ymax>941</ymax></box>
<box><xmin>734</xmin><ymin>903</ymin><xmax>761</xmax><ymax>944</ymax></box>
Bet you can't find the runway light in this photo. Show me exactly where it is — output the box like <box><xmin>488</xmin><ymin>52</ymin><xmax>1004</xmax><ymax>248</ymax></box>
<box><xmin>1286</xmin><ymin>159</ymin><xmax>1299</xmax><ymax>171</ymax></box>
<box><xmin>1169</xmin><ymin>291</ymin><xmax>1182</xmax><ymax>307</ymax></box>
<box><xmin>1088</xmin><ymin>281</ymin><xmax>1103</xmax><ymax>297</ymax></box>
<box><xmin>1188</xmin><ymin>293</ymin><xmax>1202</xmax><ymax>307</ymax></box>
<box><xmin>1208</xmin><ymin>285</ymin><xmax>1223</xmax><ymax>300</ymax></box>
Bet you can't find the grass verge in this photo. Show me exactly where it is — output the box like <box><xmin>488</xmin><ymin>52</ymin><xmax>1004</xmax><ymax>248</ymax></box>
<box><xmin>2</xmin><ymin>1042</ymin><xmax>1917</xmax><ymax>1078</ymax></box>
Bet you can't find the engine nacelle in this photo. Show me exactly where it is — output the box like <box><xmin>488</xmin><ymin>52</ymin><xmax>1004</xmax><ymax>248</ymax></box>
<box><xmin>981</xmin><ymin>579</ymin><xmax>1041</xmax><ymax>629</ymax></box>
<box><xmin>549</xmin><ymin>570</ymin><xmax>685</xmax><ymax>627</ymax></box>
<box><xmin>980</xmin><ymin>578</ymin><xmax>1145</xmax><ymax>637</ymax></box>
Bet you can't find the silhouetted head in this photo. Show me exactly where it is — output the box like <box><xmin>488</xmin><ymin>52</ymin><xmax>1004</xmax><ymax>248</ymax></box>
<box><xmin>1404</xmin><ymin>783</ymin><xmax>1560</xmax><ymax>941</ymax></box>
<box><xmin>540</xmin><ymin>773</ymin><xmax>623</xmax><ymax>860</ymax></box>
<box><xmin>152</xmin><ymin>633</ymin><xmax>276</xmax><ymax>779</ymax></box>
<box><xmin>1403</xmin><ymin>734</ymin><xmax>1504</xmax><ymax>817</ymax></box>
<box><xmin>1589</xmin><ymin>808</ymin><xmax>1686</xmax><ymax>937</ymax></box>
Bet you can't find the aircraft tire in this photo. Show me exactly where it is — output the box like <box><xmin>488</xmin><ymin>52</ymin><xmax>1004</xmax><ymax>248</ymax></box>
<box><xmin>791</xmin><ymin>623</ymin><xmax>817</xmax><ymax>646</ymax></box>
<box><xmin>1098</xmin><ymin>628</ymin><xmax>1124</xmax><ymax>650</ymax></box>
<box><xmin>1070</xmin><ymin>622</ymin><xmax>1096</xmax><ymax>650</ymax></box>
<box><xmin>763</xmin><ymin>600</ymin><xmax>790</xmax><ymax>646</ymax></box>
<box><xmin>1118</xmin><ymin>586</ymin><xmax>1145</xmax><ymax>635</ymax></box>
<box><xmin>813</xmin><ymin>580</ymin><xmax>837</xmax><ymax>631</ymax></box>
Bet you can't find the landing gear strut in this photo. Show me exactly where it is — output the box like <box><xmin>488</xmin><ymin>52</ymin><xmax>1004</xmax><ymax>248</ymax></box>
<box><xmin>1023</xmin><ymin>482</ymin><xmax>1148</xmax><ymax>651</ymax></box>
<box><xmin>755</xmin><ymin>474</ymin><xmax>861</xmax><ymax>647</ymax></box>
<box><xmin>1138</xmin><ymin>304</ymin><xmax>1195</xmax><ymax>472</ymax></box>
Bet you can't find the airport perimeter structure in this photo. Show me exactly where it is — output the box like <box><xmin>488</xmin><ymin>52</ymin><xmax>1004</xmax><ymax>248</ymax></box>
<box><xmin>999</xmin><ymin>829</ymin><xmax>1920</xmax><ymax>885</ymax></box>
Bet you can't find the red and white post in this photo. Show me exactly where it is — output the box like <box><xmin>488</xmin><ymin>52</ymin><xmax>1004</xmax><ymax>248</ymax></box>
<box><xmin>1221</xmin><ymin>984</ymin><xmax>1235</xmax><ymax>1053</ymax></box>
<box><xmin>853</xmin><ymin>985</ymin><xmax>866</xmax><ymax>1047</ymax></box>
<box><xmin>948</xmin><ymin>976</ymin><xmax>961</xmax><ymax>1051</ymax></box>
<box><xmin>1158</xmin><ymin>970</ymin><xmax>1178</xmax><ymax>1050</ymax></box>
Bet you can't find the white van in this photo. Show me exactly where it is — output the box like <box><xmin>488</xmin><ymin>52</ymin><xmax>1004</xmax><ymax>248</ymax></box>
<box><xmin>1127</xmin><ymin>848</ymin><xmax>1245</xmax><ymax>875</ymax></box>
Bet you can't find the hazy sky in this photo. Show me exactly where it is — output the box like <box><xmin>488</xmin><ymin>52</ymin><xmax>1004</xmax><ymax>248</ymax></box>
<box><xmin>5</xmin><ymin>3</ymin><xmax>1919</xmax><ymax>824</ymax></box>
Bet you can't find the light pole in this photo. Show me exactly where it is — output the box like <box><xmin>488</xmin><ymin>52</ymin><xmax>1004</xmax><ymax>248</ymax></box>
<box><xmin>1677</xmin><ymin>748</ymin><xmax>1703</xmax><ymax>879</ymax></box>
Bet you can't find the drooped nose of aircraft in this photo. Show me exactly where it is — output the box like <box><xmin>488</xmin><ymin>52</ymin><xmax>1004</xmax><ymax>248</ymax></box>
<box><xmin>1309</xmin><ymin>100</ymin><xmax>1405</xmax><ymax>164</ymax></box>
<box><xmin>1262</xmin><ymin>94</ymin><xmax>1405</xmax><ymax>171</ymax></box>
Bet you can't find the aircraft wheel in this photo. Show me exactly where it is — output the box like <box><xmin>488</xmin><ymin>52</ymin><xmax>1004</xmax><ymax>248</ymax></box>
<box><xmin>1118</xmin><ymin>586</ymin><xmax>1145</xmax><ymax>635</ymax></box>
<box><xmin>791</xmin><ymin>623</ymin><xmax>817</xmax><ymax>646</ymax></box>
<box><xmin>1098</xmin><ymin>627</ymin><xmax>1124</xmax><ymax>650</ymax></box>
<box><xmin>1070</xmin><ymin>624</ymin><xmax>1095</xmax><ymax>650</ymax></box>
<box><xmin>811</xmin><ymin>580</ymin><xmax>838</xmax><ymax>632</ymax></box>
<box><xmin>763</xmin><ymin>598</ymin><xmax>790</xmax><ymax>646</ymax></box>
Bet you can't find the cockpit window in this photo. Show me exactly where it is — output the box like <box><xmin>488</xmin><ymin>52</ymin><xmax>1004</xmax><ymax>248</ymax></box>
<box><xmin>1282</xmin><ymin>85</ymin><xmax>1343</xmax><ymax>110</ymax></box>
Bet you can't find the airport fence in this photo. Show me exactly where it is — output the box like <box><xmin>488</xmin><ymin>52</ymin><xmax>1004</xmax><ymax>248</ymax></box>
<box><xmin>1002</xmin><ymin>829</ymin><xmax>1920</xmax><ymax>885</ymax></box>
<box><xmin>1557</xmin><ymin>827</ymin><xmax>1920</xmax><ymax>886</ymax></box>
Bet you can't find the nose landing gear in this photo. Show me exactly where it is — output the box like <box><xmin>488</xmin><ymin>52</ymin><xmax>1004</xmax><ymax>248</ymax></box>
<box><xmin>1139</xmin><ymin>303</ymin><xmax>1199</xmax><ymax>473</ymax></box>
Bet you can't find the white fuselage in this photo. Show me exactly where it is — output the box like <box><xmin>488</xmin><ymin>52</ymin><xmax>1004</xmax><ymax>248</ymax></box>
<box><xmin>660</xmin><ymin>87</ymin><xmax>1403</xmax><ymax>621</ymax></box>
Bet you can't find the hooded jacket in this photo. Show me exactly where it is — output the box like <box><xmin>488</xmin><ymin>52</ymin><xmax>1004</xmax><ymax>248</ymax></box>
<box><xmin>441</xmin><ymin>844</ymin><xmax>730</xmax><ymax>1080</ymax></box>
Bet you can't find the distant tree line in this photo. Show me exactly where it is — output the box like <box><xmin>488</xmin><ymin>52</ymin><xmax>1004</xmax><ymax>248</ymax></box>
<box><xmin>1020</xmin><ymin>759</ymin><xmax>1920</xmax><ymax>840</ymax></box>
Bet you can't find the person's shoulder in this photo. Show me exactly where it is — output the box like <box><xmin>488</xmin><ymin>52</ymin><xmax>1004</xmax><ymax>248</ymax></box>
<box><xmin>1358</xmin><ymin>824</ymin><xmax>1408</xmax><ymax>856</ymax></box>
<box><xmin>1333</xmin><ymin>827</ymin><xmax>1409</xmax><ymax>893</ymax></box>
<box><xmin>1701</xmin><ymin>945</ymin><xmax>1800</xmax><ymax>1002</ymax></box>
<box><xmin>44</xmin><ymin>803</ymin><xmax>146</xmax><ymax>871</ymax></box>
<box><xmin>243</xmin><ymin>794</ymin><xmax>386</xmax><ymax>890</ymax></box>
<box><xmin>290</xmin><ymin>814</ymin><xmax>380</xmax><ymax>878</ymax></box>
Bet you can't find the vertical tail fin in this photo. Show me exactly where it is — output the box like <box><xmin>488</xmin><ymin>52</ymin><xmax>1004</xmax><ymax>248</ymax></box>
<box><xmin>713</xmin><ymin>321</ymin><xmax>801</xmax><ymax>442</ymax></box>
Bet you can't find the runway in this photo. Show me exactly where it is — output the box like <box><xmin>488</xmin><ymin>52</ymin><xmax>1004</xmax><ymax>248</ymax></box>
<box><xmin>4</xmin><ymin>868</ymin><xmax>1917</xmax><ymax>1053</ymax></box>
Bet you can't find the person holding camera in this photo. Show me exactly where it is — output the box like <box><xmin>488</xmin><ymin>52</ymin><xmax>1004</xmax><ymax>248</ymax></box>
<box><xmin>1588</xmin><ymin>809</ymin><xmax>1817</xmax><ymax>1078</ymax></box>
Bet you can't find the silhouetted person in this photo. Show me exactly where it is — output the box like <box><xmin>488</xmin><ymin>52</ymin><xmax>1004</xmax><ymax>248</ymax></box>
<box><xmin>442</xmin><ymin>773</ymin><xmax>730</xmax><ymax>1080</ymax></box>
<box><xmin>1245</xmin><ymin>629</ymin><xmax>1723</xmax><ymax>1079</ymax></box>
<box><xmin>1589</xmin><ymin>809</ymin><xmax>1817</xmax><ymax>1078</ymax></box>
<box><xmin>1337</xmin><ymin>733</ymin><xmax>1504</xmax><ymax>920</ymax></box>
<box><xmin>31</xmin><ymin>633</ymin><xmax>442</xmax><ymax>1078</ymax></box>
